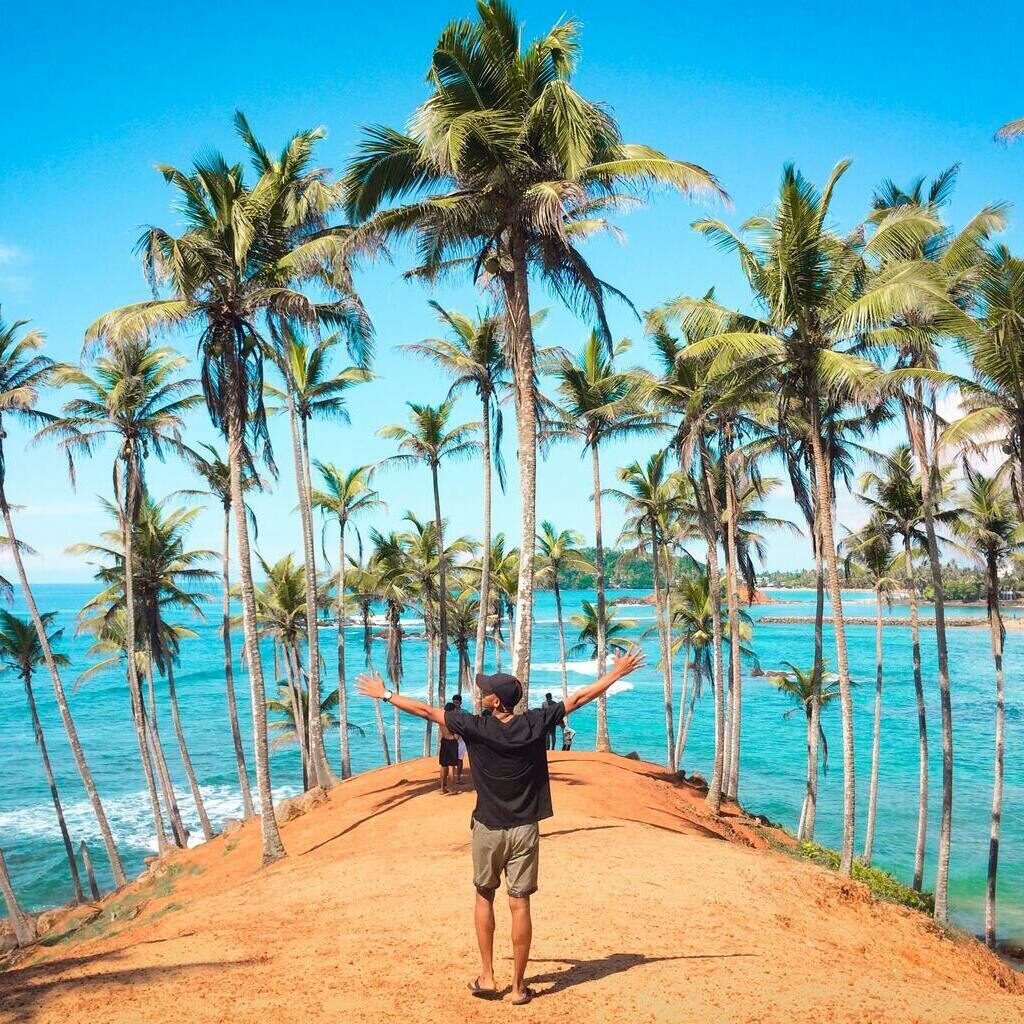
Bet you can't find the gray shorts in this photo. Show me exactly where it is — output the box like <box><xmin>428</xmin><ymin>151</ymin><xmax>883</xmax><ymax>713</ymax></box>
<box><xmin>471</xmin><ymin>819</ymin><xmax>540</xmax><ymax>898</ymax></box>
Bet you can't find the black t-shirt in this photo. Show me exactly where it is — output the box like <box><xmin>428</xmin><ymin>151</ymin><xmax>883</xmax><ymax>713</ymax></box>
<box><xmin>445</xmin><ymin>702</ymin><xmax>565</xmax><ymax>829</ymax></box>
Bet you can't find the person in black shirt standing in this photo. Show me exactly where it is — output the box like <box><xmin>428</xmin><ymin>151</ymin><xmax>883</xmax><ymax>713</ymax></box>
<box><xmin>356</xmin><ymin>644</ymin><xmax>645</xmax><ymax>1006</ymax></box>
<box><xmin>542</xmin><ymin>692</ymin><xmax>559</xmax><ymax>751</ymax></box>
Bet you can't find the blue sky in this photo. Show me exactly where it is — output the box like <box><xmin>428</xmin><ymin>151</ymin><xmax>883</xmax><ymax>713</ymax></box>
<box><xmin>2</xmin><ymin>0</ymin><xmax>1022</xmax><ymax>581</ymax></box>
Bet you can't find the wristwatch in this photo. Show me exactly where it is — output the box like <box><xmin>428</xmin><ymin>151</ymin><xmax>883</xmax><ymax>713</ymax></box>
<box><xmin>382</xmin><ymin>689</ymin><xmax>394</xmax><ymax>703</ymax></box>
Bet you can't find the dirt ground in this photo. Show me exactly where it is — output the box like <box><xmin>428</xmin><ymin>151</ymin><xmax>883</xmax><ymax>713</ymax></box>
<box><xmin>2</xmin><ymin>752</ymin><xmax>1021</xmax><ymax>1024</ymax></box>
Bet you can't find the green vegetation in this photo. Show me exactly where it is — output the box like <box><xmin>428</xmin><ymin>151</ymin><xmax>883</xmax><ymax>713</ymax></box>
<box><xmin>797</xmin><ymin>842</ymin><xmax>936</xmax><ymax>915</ymax></box>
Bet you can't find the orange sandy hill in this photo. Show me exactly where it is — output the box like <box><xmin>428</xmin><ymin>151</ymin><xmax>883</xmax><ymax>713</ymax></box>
<box><xmin>2</xmin><ymin>753</ymin><xmax>1021</xmax><ymax>1024</ymax></box>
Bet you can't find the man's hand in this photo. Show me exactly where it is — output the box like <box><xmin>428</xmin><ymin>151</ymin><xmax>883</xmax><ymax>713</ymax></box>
<box><xmin>610</xmin><ymin>643</ymin><xmax>646</xmax><ymax>679</ymax></box>
<box><xmin>356</xmin><ymin>672</ymin><xmax>388</xmax><ymax>699</ymax></box>
<box><xmin>563</xmin><ymin>642</ymin><xmax>647</xmax><ymax>716</ymax></box>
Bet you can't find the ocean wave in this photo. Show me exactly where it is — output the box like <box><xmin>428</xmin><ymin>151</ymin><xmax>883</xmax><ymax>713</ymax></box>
<box><xmin>530</xmin><ymin>659</ymin><xmax>599</xmax><ymax>676</ymax></box>
<box><xmin>0</xmin><ymin>782</ymin><xmax>299</xmax><ymax>853</ymax></box>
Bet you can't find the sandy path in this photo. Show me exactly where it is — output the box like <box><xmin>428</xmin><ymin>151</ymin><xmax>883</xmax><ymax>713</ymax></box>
<box><xmin>2</xmin><ymin>753</ymin><xmax>1021</xmax><ymax>1024</ymax></box>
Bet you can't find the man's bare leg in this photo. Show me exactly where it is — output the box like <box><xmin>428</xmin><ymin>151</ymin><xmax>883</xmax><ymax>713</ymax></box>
<box><xmin>508</xmin><ymin>895</ymin><xmax>532</xmax><ymax>999</ymax></box>
<box><xmin>474</xmin><ymin>890</ymin><xmax>496</xmax><ymax>990</ymax></box>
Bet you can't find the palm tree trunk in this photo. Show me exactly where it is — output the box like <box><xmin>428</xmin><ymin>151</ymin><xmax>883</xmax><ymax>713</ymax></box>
<box><xmin>0</xmin><ymin>849</ymin><xmax>34</xmax><ymax>947</ymax></box>
<box><xmin>143</xmin><ymin>659</ymin><xmax>189</xmax><ymax>848</ymax></box>
<box><xmin>130</xmin><ymin>673</ymin><xmax>169</xmax><ymax>855</ymax></box>
<box><xmin>904</xmin><ymin>532</ymin><xmax>929</xmax><ymax>892</ymax></box>
<box><xmin>650</xmin><ymin>526</ymin><xmax>675</xmax><ymax>770</ymax></box>
<box><xmin>985</xmin><ymin>552</ymin><xmax>1005</xmax><ymax>949</ymax></box>
<box><xmin>423</xmin><ymin>633</ymin><xmax>435</xmax><ymax>757</ymax></box>
<box><xmin>591</xmin><ymin>442</ymin><xmax>611</xmax><ymax>751</ymax></box>
<box><xmin>226</xmin><ymin>394</ymin><xmax>286</xmax><ymax>865</ymax></box>
<box><xmin>79</xmin><ymin>841</ymin><xmax>101</xmax><ymax>900</ymax></box>
<box><xmin>0</xmin><ymin>481</ymin><xmax>126</xmax><ymax>885</ymax></box>
<box><xmin>336</xmin><ymin>519</ymin><xmax>351</xmax><ymax>778</ymax></box>
<box><xmin>724</xmin><ymin>457</ymin><xmax>742</xmax><ymax>800</ymax></box>
<box><xmin>807</xmin><ymin>418</ymin><xmax>856</xmax><ymax>875</ymax></box>
<box><xmin>905</xmin><ymin>397</ymin><xmax>953</xmax><ymax>921</ymax></box>
<box><xmin>387</xmin><ymin>609</ymin><xmax>403</xmax><ymax>762</ymax></box>
<box><xmin>364</xmin><ymin>628</ymin><xmax>390</xmax><ymax>765</ymax></box>
<box><xmin>863</xmin><ymin>587</ymin><xmax>884</xmax><ymax>865</ymax></box>
<box><xmin>166</xmin><ymin>662</ymin><xmax>213</xmax><ymax>841</ymax></box>
<box><xmin>432</xmin><ymin>462</ymin><xmax>448</xmax><ymax>734</ymax></box>
<box><xmin>661</xmin><ymin>542</ymin><xmax>676</xmax><ymax>763</ymax></box>
<box><xmin>294</xmin><ymin>412</ymin><xmax>330</xmax><ymax>789</ymax></box>
<box><xmin>802</xmin><ymin>517</ymin><xmax>825</xmax><ymax>841</ymax></box>
<box><xmin>674</xmin><ymin>640</ymin><xmax>692</xmax><ymax>768</ymax></box>
<box><xmin>221</xmin><ymin>505</ymin><xmax>254</xmax><ymax>817</ymax></box>
<box><xmin>283</xmin><ymin>643</ymin><xmax>309</xmax><ymax>790</ymax></box>
<box><xmin>474</xmin><ymin>394</ymin><xmax>493</xmax><ymax>683</ymax></box>
<box><xmin>553</xmin><ymin>579</ymin><xmax>569</xmax><ymax>701</ymax></box>
<box><xmin>21</xmin><ymin>668</ymin><xmax>85</xmax><ymax>901</ymax></box>
<box><xmin>503</xmin><ymin>248</ymin><xmax>538</xmax><ymax>694</ymax></box>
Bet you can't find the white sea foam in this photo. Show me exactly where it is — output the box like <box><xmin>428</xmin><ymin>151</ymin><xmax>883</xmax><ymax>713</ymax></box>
<box><xmin>530</xmin><ymin>659</ymin><xmax>599</xmax><ymax>676</ymax></box>
<box><xmin>0</xmin><ymin>782</ymin><xmax>299</xmax><ymax>852</ymax></box>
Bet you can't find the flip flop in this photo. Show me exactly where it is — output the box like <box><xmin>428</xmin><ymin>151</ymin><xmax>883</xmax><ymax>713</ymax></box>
<box><xmin>510</xmin><ymin>987</ymin><xmax>535</xmax><ymax>1006</ymax></box>
<box><xmin>468</xmin><ymin>978</ymin><xmax>498</xmax><ymax>1000</ymax></box>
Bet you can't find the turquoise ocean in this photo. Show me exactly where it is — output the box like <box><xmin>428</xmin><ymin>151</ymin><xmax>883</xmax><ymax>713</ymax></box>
<box><xmin>1</xmin><ymin>584</ymin><xmax>1021</xmax><ymax>943</ymax></box>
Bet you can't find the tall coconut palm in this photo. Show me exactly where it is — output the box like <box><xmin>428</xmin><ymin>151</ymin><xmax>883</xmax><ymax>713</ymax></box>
<box><xmin>567</xmin><ymin>601</ymin><xmax>636</xmax><ymax>660</ymax></box>
<box><xmin>265</xmin><ymin>327</ymin><xmax>373</xmax><ymax>787</ymax></box>
<box><xmin>368</xmin><ymin>529</ymin><xmax>414</xmax><ymax>759</ymax></box>
<box><xmin>535</xmin><ymin>522</ymin><xmax>593</xmax><ymax>702</ymax></box>
<box><xmin>841</xmin><ymin>520</ymin><xmax>898</xmax><ymax>865</ymax></box>
<box><xmin>951</xmin><ymin>469</ymin><xmax>1023</xmax><ymax>947</ymax></box>
<box><xmin>378</xmin><ymin>400</ymin><xmax>479</xmax><ymax>746</ymax></box>
<box><xmin>652</xmin><ymin>161</ymin><xmax>942</xmax><ymax>870</ymax></box>
<box><xmin>311</xmin><ymin>463</ymin><xmax>384</xmax><ymax>778</ymax></box>
<box><xmin>401</xmin><ymin>303</ymin><xmax>514</xmax><ymax>683</ymax></box>
<box><xmin>267</xmin><ymin>682</ymin><xmax>347</xmax><ymax>755</ymax></box>
<box><xmin>944</xmin><ymin>249</ymin><xmax>1024</xmax><ymax>516</ymax></box>
<box><xmin>400</xmin><ymin>512</ymin><xmax>474</xmax><ymax>753</ymax></box>
<box><xmin>179</xmin><ymin>442</ymin><xmax>259</xmax><ymax>818</ymax></box>
<box><xmin>607</xmin><ymin>452</ymin><xmax>683</xmax><ymax>768</ymax></box>
<box><xmin>86</xmin><ymin>116</ymin><xmax>372</xmax><ymax>865</ymax></box>
<box><xmin>769</xmin><ymin>661</ymin><xmax>843</xmax><ymax>835</ymax></box>
<box><xmin>343</xmin><ymin>0</ymin><xmax>725</xmax><ymax>683</ymax></box>
<box><xmin>857</xmin><ymin>445</ymin><xmax>956</xmax><ymax>888</ymax></box>
<box><xmin>0</xmin><ymin>312</ymin><xmax>126</xmax><ymax>885</ymax></box>
<box><xmin>863</xmin><ymin>169</ymin><xmax>1005</xmax><ymax>918</ymax></box>
<box><xmin>72</xmin><ymin>497</ymin><xmax>218</xmax><ymax>841</ymax></box>
<box><xmin>543</xmin><ymin>333</ymin><xmax>661</xmax><ymax>746</ymax></box>
<box><xmin>0</xmin><ymin>610</ymin><xmax>84</xmax><ymax>901</ymax></box>
<box><xmin>346</xmin><ymin>558</ymin><xmax>391</xmax><ymax>764</ymax></box>
<box><xmin>44</xmin><ymin>340</ymin><xmax>199</xmax><ymax>850</ymax></box>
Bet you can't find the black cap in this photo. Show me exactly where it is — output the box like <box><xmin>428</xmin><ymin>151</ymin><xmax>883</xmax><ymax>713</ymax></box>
<box><xmin>475</xmin><ymin>672</ymin><xmax>522</xmax><ymax>710</ymax></box>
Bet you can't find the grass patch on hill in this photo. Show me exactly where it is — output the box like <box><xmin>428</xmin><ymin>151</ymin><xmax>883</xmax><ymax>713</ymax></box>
<box><xmin>797</xmin><ymin>841</ymin><xmax>935</xmax><ymax>914</ymax></box>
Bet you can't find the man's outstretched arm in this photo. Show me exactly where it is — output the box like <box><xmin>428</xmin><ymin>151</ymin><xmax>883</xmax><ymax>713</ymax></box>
<box><xmin>356</xmin><ymin>671</ymin><xmax>447</xmax><ymax>726</ymax></box>
<box><xmin>563</xmin><ymin>645</ymin><xmax>646</xmax><ymax>716</ymax></box>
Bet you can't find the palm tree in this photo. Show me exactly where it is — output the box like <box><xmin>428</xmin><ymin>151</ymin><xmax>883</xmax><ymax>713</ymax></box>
<box><xmin>944</xmin><ymin>249</ymin><xmax>1024</xmax><ymax>516</ymax></box>
<box><xmin>267</xmin><ymin>682</ymin><xmax>350</xmax><ymax>754</ymax></box>
<box><xmin>857</xmin><ymin>446</ymin><xmax>956</xmax><ymax>888</ymax></box>
<box><xmin>653</xmin><ymin>162</ymin><xmax>941</xmax><ymax>871</ymax></box>
<box><xmin>87</xmin><ymin>116</ymin><xmax>372</xmax><ymax>865</ymax></box>
<box><xmin>543</xmin><ymin>333</ymin><xmax>661</xmax><ymax>746</ymax></box>
<box><xmin>311</xmin><ymin>463</ymin><xmax>383</xmax><ymax>778</ymax></box>
<box><xmin>864</xmin><ymin>169</ymin><xmax>1005</xmax><ymax>919</ymax></box>
<box><xmin>568</xmin><ymin>601</ymin><xmax>636</xmax><ymax>659</ymax></box>
<box><xmin>265</xmin><ymin>327</ymin><xmax>373</xmax><ymax>787</ymax></box>
<box><xmin>346</xmin><ymin>557</ymin><xmax>391</xmax><ymax>764</ymax></box>
<box><xmin>0</xmin><ymin>312</ymin><xmax>126</xmax><ymax>885</ymax></box>
<box><xmin>401</xmin><ymin>303</ymin><xmax>514</xmax><ymax>684</ymax></box>
<box><xmin>44</xmin><ymin>340</ymin><xmax>199</xmax><ymax>851</ymax></box>
<box><xmin>368</xmin><ymin>529</ymin><xmax>414</xmax><ymax>759</ymax></box>
<box><xmin>607</xmin><ymin>453</ymin><xmax>683</xmax><ymax>768</ymax></box>
<box><xmin>73</xmin><ymin>497</ymin><xmax>218</xmax><ymax>841</ymax></box>
<box><xmin>344</xmin><ymin>0</ymin><xmax>725</xmax><ymax>683</ymax></box>
<box><xmin>0</xmin><ymin>610</ymin><xmax>84</xmax><ymax>901</ymax></box>
<box><xmin>841</xmin><ymin>521</ymin><xmax>898</xmax><ymax>865</ymax></box>
<box><xmin>179</xmin><ymin>442</ymin><xmax>259</xmax><ymax>818</ymax></box>
<box><xmin>249</xmin><ymin>553</ymin><xmax>326</xmax><ymax>790</ymax></box>
<box><xmin>400</xmin><ymin>512</ymin><xmax>474</xmax><ymax>753</ymax></box>
<box><xmin>378</xmin><ymin>400</ymin><xmax>479</xmax><ymax>746</ymax></box>
<box><xmin>952</xmin><ymin>470</ymin><xmax>1023</xmax><ymax>947</ymax></box>
<box><xmin>535</xmin><ymin>522</ymin><xmax>593</xmax><ymax>702</ymax></box>
<box><xmin>769</xmin><ymin>661</ymin><xmax>843</xmax><ymax>837</ymax></box>
<box><xmin>448</xmin><ymin>586</ymin><xmax>480</xmax><ymax>697</ymax></box>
